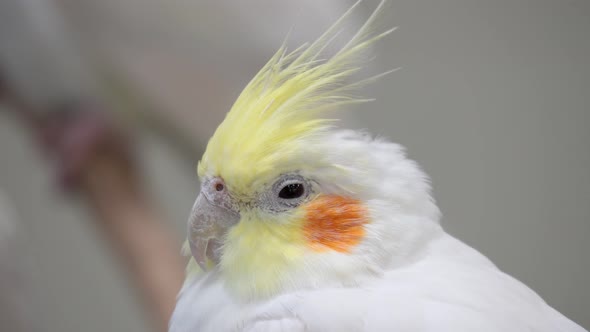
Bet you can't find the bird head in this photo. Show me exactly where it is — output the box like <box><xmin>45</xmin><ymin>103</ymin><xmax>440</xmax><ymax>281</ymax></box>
<box><xmin>186</xmin><ymin>1</ymin><xmax>441</xmax><ymax>301</ymax></box>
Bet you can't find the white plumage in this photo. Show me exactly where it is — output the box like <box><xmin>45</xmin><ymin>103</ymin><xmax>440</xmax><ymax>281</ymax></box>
<box><xmin>170</xmin><ymin>1</ymin><xmax>586</xmax><ymax>330</ymax></box>
<box><xmin>173</xmin><ymin>235</ymin><xmax>585</xmax><ymax>331</ymax></box>
<box><xmin>170</xmin><ymin>131</ymin><xmax>586</xmax><ymax>331</ymax></box>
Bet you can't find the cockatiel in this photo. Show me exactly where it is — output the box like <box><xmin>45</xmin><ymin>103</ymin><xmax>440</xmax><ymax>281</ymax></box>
<box><xmin>170</xmin><ymin>1</ymin><xmax>587</xmax><ymax>331</ymax></box>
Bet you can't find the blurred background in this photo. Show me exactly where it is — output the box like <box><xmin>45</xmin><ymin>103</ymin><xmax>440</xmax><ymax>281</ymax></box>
<box><xmin>0</xmin><ymin>0</ymin><xmax>588</xmax><ymax>331</ymax></box>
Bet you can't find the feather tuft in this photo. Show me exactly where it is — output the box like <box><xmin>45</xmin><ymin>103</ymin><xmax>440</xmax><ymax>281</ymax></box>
<box><xmin>199</xmin><ymin>0</ymin><xmax>393</xmax><ymax>196</ymax></box>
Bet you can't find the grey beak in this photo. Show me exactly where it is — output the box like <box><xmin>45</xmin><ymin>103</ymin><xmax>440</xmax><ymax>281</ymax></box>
<box><xmin>187</xmin><ymin>193</ymin><xmax>239</xmax><ymax>271</ymax></box>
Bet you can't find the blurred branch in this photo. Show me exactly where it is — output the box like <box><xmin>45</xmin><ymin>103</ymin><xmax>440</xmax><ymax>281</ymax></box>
<box><xmin>1</xmin><ymin>72</ymin><xmax>184</xmax><ymax>332</ymax></box>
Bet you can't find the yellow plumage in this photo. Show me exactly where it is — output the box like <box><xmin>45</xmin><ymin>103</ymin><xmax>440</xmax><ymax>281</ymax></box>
<box><xmin>182</xmin><ymin>1</ymin><xmax>394</xmax><ymax>294</ymax></box>
<box><xmin>197</xmin><ymin>0</ymin><xmax>395</xmax><ymax>196</ymax></box>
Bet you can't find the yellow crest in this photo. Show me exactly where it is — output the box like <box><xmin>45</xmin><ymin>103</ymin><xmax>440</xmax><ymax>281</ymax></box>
<box><xmin>198</xmin><ymin>0</ymin><xmax>394</xmax><ymax>194</ymax></box>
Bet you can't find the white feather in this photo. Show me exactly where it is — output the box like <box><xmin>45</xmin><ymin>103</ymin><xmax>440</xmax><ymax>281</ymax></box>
<box><xmin>171</xmin><ymin>234</ymin><xmax>586</xmax><ymax>332</ymax></box>
<box><xmin>170</xmin><ymin>131</ymin><xmax>586</xmax><ymax>332</ymax></box>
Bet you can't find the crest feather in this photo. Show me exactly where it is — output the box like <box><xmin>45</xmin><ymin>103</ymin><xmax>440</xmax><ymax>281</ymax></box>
<box><xmin>199</xmin><ymin>0</ymin><xmax>394</xmax><ymax>193</ymax></box>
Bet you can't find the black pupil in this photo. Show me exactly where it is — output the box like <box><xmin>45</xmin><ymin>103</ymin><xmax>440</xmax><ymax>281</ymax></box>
<box><xmin>278</xmin><ymin>183</ymin><xmax>304</xmax><ymax>199</ymax></box>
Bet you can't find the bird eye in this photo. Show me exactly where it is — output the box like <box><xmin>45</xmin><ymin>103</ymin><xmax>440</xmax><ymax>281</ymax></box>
<box><xmin>265</xmin><ymin>174</ymin><xmax>312</xmax><ymax>211</ymax></box>
<box><xmin>278</xmin><ymin>183</ymin><xmax>305</xmax><ymax>199</ymax></box>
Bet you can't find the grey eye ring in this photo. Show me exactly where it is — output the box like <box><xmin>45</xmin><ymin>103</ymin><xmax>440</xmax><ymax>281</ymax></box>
<box><xmin>272</xmin><ymin>174</ymin><xmax>312</xmax><ymax>208</ymax></box>
<box><xmin>257</xmin><ymin>174</ymin><xmax>313</xmax><ymax>212</ymax></box>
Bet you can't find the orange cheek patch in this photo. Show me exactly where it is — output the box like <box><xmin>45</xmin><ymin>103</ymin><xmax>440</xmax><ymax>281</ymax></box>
<box><xmin>303</xmin><ymin>195</ymin><xmax>369</xmax><ymax>253</ymax></box>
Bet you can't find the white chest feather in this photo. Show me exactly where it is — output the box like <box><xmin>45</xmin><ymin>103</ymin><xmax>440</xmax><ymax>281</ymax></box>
<box><xmin>170</xmin><ymin>234</ymin><xmax>586</xmax><ymax>332</ymax></box>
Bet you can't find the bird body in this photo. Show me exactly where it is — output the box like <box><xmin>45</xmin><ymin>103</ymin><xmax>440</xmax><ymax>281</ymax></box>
<box><xmin>172</xmin><ymin>223</ymin><xmax>584</xmax><ymax>331</ymax></box>
<box><xmin>170</xmin><ymin>1</ymin><xmax>586</xmax><ymax>331</ymax></box>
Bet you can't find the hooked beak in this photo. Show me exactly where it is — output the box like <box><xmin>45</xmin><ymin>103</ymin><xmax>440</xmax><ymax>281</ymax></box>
<box><xmin>187</xmin><ymin>193</ymin><xmax>239</xmax><ymax>271</ymax></box>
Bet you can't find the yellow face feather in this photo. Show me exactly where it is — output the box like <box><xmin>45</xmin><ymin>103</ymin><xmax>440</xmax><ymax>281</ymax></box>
<box><xmin>197</xmin><ymin>0</ymin><xmax>394</xmax><ymax>196</ymax></box>
<box><xmin>221</xmin><ymin>208</ymin><xmax>308</xmax><ymax>299</ymax></box>
<box><xmin>186</xmin><ymin>0</ymin><xmax>393</xmax><ymax>298</ymax></box>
